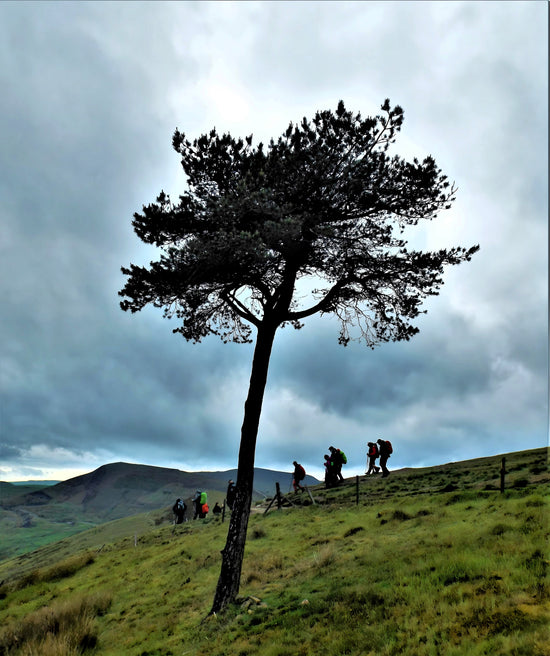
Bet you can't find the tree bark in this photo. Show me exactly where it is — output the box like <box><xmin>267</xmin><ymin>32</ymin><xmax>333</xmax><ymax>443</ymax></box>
<box><xmin>210</xmin><ymin>320</ymin><xmax>278</xmax><ymax>614</ymax></box>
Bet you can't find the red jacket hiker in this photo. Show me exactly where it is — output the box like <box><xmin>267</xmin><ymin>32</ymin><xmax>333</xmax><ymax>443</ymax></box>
<box><xmin>366</xmin><ymin>442</ymin><xmax>380</xmax><ymax>475</ymax></box>
<box><xmin>293</xmin><ymin>461</ymin><xmax>306</xmax><ymax>492</ymax></box>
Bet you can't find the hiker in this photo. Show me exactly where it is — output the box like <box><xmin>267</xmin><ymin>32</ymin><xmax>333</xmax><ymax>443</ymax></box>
<box><xmin>366</xmin><ymin>442</ymin><xmax>380</xmax><ymax>475</ymax></box>
<box><xmin>324</xmin><ymin>454</ymin><xmax>338</xmax><ymax>488</ymax></box>
<box><xmin>377</xmin><ymin>438</ymin><xmax>393</xmax><ymax>477</ymax></box>
<box><xmin>292</xmin><ymin>461</ymin><xmax>306</xmax><ymax>492</ymax></box>
<box><xmin>192</xmin><ymin>489</ymin><xmax>209</xmax><ymax>519</ymax></box>
<box><xmin>329</xmin><ymin>446</ymin><xmax>347</xmax><ymax>483</ymax></box>
<box><xmin>212</xmin><ymin>502</ymin><xmax>222</xmax><ymax>516</ymax></box>
<box><xmin>172</xmin><ymin>498</ymin><xmax>187</xmax><ymax>524</ymax></box>
<box><xmin>226</xmin><ymin>479</ymin><xmax>236</xmax><ymax>510</ymax></box>
<box><xmin>192</xmin><ymin>490</ymin><xmax>201</xmax><ymax>519</ymax></box>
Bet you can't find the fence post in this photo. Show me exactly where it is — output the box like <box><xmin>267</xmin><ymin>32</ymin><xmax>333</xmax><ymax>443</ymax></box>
<box><xmin>500</xmin><ymin>457</ymin><xmax>506</xmax><ymax>493</ymax></box>
<box><xmin>356</xmin><ymin>475</ymin><xmax>359</xmax><ymax>505</ymax></box>
<box><xmin>305</xmin><ymin>486</ymin><xmax>316</xmax><ymax>505</ymax></box>
<box><xmin>222</xmin><ymin>499</ymin><xmax>226</xmax><ymax>523</ymax></box>
<box><xmin>276</xmin><ymin>482</ymin><xmax>282</xmax><ymax>509</ymax></box>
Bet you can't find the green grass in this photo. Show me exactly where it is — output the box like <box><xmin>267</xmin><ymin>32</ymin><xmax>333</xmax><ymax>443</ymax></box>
<box><xmin>0</xmin><ymin>448</ymin><xmax>548</xmax><ymax>656</ymax></box>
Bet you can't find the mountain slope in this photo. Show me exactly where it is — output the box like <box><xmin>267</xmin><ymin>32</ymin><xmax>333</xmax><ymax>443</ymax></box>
<box><xmin>0</xmin><ymin>463</ymin><xmax>319</xmax><ymax>562</ymax></box>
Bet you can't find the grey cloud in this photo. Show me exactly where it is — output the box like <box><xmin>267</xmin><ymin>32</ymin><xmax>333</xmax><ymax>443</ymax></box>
<box><xmin>268</xmin><ymin>311</ymin><xmax>493</xmax><ymax>416</ymax></box>
<box><xmin>0</xmin><ymin>2</ymin><xmax>546</xmax><ymax>480</ymax></box>
<box><xmin>0</xmin><ymin>444</ymin><xmax>22</xmax><ymax>462</ymax></box>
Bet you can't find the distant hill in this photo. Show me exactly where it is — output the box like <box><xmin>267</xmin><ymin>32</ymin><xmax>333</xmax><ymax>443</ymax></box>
<box><xmin>10</xmin><ymin>480</ymin><xmax>60</xmax><ymax>486</ymax></box>
<box><xmin>1</xmin><ymin>462</ymin><xmax>318</xmax><ymax>519</ymax></box>
<box><xmin>0</xmin><ymin>481</ymin><xmax>52</xmax><ymax>501</ymax></box>
<box><xmin>0</xmin><ymin>463</ymin><xmax>319</xmax><ymax>561</ymax></box>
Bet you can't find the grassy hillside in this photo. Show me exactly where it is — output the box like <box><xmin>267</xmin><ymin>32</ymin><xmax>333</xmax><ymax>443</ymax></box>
<box><xmin>0</xmin><ymin>464</ymin><xmax>319</xmax><ymax>563</ymax></box>
<box><xmin>0</xmin><ymin>448</ymin><xmax>547</xmax><ymax>656</ymax></box>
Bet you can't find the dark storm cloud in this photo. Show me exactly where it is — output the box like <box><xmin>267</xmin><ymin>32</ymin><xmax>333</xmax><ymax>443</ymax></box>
<box><xmin>0</xmin><ymin>443</ymin><xmax>21</xmax><ymax>461</ymax></box>
<box><xmin>0</xmin><ymin>2</ymin><xmax>547</xmax><ymax>480</ymax></box>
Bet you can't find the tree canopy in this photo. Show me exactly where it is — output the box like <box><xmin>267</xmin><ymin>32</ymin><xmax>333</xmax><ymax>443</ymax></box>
<box><xmin>120</xmin><ymin>100</ymin><xmax>478</xmax><ymax>348</ymax></box>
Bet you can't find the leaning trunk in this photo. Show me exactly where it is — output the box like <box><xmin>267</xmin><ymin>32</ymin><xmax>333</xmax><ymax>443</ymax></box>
<box><xmin>210</xmin><ymin>321</ymin><xmax>278</xmax><ymax>614</ymax></box>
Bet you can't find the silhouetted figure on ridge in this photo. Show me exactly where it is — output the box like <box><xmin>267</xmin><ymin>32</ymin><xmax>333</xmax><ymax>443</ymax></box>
<box><xmin>366</xmin><ymin>442</ymin><xmax>380</xmax><ymax>475</ymax></box>
<box><xmin>226</xmin><ymin>479</ymin><xmax>236</xmax><ymax>510</ymax></box>
<box><xmin>172</xmin><ymin>498</ymin><xmax>187</xmax><ymax>524</ymax></box>
<box><xmin>377</xmin><ymin>439</ymin><xmax>393</xmax><ymax>478</ymax></box>
<box><xmin>292</xmin><ymin>461</ymin><xmax>306</xmax><ymax>492</ymax></box>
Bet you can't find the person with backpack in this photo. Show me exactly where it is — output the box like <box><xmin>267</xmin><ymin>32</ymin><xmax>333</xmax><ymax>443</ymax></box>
<box><xmin>323</xmin><ymin>454</ymin><xmax>338</xmax><ymax>488</ymax></box>
<box><xmin>329</xmin><ymin>446</ymin><xmax>347</xmax><ymax>483</ymax></box>
<box><xmin>192</xmin><ymin>489</ymin><xmax>209</xmax><ymax>519</ymax></box>
<box><xmin>192</xmin><ymin>490</ymin><xmax>201</xmax><ymax>519</ymax></box>
<box><xmin>199</xmin><ymin>490</ymin><xmax>209</xmax><ymax>518</ymax></box>
<box><xmin>366</xmin><ymin>442</ymin><xmax>380</xmax><ymax>475</ymax></box>
<box><xmin>226</xmin><ymin>479</ymin><xmax>236</xmax><ymax>510</ymax></box>
<box><xmin>292</xmin><ymin>461</ymin><xmax>306</xmax><ymax>492</ymax></box>
<box><xmin>377</xmin><ymin>438</ymin><xmax>393</xmax><ymax>477</ymax></box>
<box><xmin>172</xmin><ymin>498</ymin><xmax>187</xmax><ymax>524</ymax></box>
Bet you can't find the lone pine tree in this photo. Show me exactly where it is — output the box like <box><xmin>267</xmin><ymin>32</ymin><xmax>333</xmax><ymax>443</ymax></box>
<box><xmin>119</xmin><ymin>100</ymin><xmax>479</xmax><ymax>613</ymax></box>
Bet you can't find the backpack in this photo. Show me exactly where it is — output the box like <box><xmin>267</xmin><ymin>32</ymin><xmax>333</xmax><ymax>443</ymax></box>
<box><xmin>202</xmin><ymin>503</ymin><xmax>209</xmax><ymax>514</ymax></box>
<box><xmin>385</xmin><ymin>441</ymin><xmax>393</xmax><ymax>455</ymax></box>
<box><xmin>296</xmin><ymin>465</ymin><xmax>305</xmax><ymax>480</ymax></box>
<box><xmin>200</xmin><ymin>491</ymin><xmax>208</xmax><ymax>504</ymax></box>
<box><xmin>339</xmin><ymin>450</ymin><xmax>347</xmax><ymax>464</ymax></box>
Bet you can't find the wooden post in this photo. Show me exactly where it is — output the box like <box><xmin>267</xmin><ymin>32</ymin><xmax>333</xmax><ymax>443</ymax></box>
<box><xmin>222</xmin><ymin>499</ymin><xmax>226</xmax><ymax>523</ymax></box>
<box><xmin>356</xmin><ymin>475</ymin><xmax>359</xmax><ymax>505</ymax></box>
<box><xmin>305</xmin><ymin>486</ymin><xmax>316</xmax><ymax>505</ymax></box>
<box><xmin>500</xmin><ymin>457</ymin><xmax>506</xmax><ymax>493</ymax></box>
<box><xmin>265</xmin><ymin>482</ymin><xmax>297</xmax><ymax>514</ymax></box>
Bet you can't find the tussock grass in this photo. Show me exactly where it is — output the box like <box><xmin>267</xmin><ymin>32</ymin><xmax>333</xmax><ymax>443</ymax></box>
<box><xmin>1</xmin><ymin>552</ymin><xmax>96</xmax><ymax>597</ymax></box>
<box><xmin>0</xmin><ymin>591</ymin><xmax>111</xmax><ymax>656</ymax></box>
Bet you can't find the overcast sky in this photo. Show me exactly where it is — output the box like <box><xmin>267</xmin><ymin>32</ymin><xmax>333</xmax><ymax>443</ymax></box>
<box><xmin>0</xmin><ymin>1</ymin><xmax>547</xmax><ymax>483</ymax></box>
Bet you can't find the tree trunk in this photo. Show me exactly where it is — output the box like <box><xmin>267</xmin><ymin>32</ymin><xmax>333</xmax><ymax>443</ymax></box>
<box><xmin>210</xmin><ymin>320</ymin><xmax>278</xmax><ymax>614</ymax></box>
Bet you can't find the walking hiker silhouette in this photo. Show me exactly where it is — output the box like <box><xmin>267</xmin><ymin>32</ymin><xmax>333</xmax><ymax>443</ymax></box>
<box><xmin>377</xmin><ymin>439</ymin><xmax>393</xmax><ymax>477</ymax></box>
<box><xmin>366</xmin><ymin>442</ymin><xmax>380</xmax><ymax>475</ymax></box>
<box><xmin>292</xmin><ymin>461</ymin><xmax>306</xmax><ymax>492</ymax></box>
<box><xmin>226</xmin><ymin>480</ymin><xmax>236</xmax><ymax>510</ymax></box>
<box><xmin>324</xmin><ymin>454</ymin><xmax>338</xmax><ymax>488</ymax></box>
<box><xmin>329</xmin><ymin>446</ymin><xmax>347</xmax><ymax>484</ymax></box>
<box><xmin>172</xmin><ymin>498</ymin><xmax>187</xmax><ymax>524</ymax></box>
